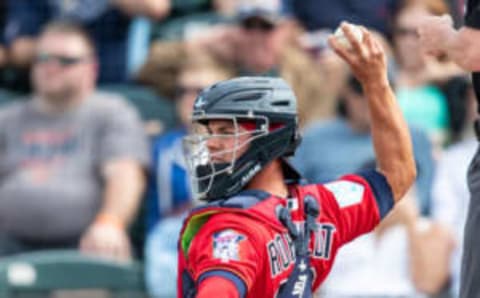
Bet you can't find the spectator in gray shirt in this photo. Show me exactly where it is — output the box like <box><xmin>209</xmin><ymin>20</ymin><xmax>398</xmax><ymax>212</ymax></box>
<box><xmin>0</xmin><ymin>21</ymin><xmax>149</xmax><ymax>262</ymax></box>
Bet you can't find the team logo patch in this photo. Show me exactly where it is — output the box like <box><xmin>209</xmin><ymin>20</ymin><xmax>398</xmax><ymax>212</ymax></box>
<box><xmin>213</xmin><ymin>230</ymin><xmax>246</xmax><ymax>262</ymax></box>
<box><xmin>194</xmin><ymin>95</ymin><xmax>206</xmax><ymax>109</ymax></box>
<box><xmin>324</xmin><ymin>181</ymin><xmax>365</xmax><ymax>208</ymax></box>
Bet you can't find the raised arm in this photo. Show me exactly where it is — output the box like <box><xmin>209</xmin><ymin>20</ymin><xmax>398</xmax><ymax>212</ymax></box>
<box><xmin>328</xmin><ymin>23</ymin><xmax>416</xmax><ymax>202</ymax></box>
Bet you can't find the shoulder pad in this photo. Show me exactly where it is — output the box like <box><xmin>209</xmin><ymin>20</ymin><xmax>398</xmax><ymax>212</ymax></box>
<box><xmin>181</xmin><ymin>192</ymin><xmax>271</xmax><ymax>255</ymax></box>
<box><xmin>194</xmin><ymin>190</ymin><xmax>271</xmax><ymax>212</ymax></box>
<box><xmin>213</xmin><ymin>194</ymin><xmax>268</xmax><ymax>209</ymax></box>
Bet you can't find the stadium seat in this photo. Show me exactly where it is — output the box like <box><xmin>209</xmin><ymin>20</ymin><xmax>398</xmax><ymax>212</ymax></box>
<box><xmin>0</xmin><ymin>250</ymin><xmax>146</xmax><ymax>298</ymax></box>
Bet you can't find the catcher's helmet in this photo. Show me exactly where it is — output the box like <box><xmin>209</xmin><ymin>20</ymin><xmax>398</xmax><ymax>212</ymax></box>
<box><xmin>183</xmin><ymin>76</ymin><xmax>301</xmax><ymax>201</ymax></box>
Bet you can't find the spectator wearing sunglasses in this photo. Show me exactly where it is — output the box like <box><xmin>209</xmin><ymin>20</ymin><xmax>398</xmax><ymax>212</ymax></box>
<box><xmin>0</xmin><ymin>21</ymin><xmax>149</xmax><ymax>262</ymax></box>
<box><xmin>215</xmin><ymin>0</ymin><xmax>332</xmax><ymax>126</ymax></box>
<box><xmin>144</xmin><ymin>50</ymin><xmax>232</xmax><ymax>298</ymax></box>
<box><xmin>234</xmin><ymin>0</ymin><xmax>290</xmax><ymax>76</ymax></box>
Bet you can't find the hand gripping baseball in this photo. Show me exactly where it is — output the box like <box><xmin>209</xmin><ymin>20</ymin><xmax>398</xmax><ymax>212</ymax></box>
<box><xmin>329</xmin><ymin>22</ymin><xmax>389</xmax><ymax>87</ymax></box>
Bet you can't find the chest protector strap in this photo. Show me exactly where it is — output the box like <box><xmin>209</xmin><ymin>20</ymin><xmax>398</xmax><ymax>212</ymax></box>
<box><xmin>276</xmin><ymin>193</ymin><xmax>320</xmax><ymax>298</ymax></box>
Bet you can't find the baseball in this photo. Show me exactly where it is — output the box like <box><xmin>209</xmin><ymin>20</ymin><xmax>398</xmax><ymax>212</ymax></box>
<box><xmin>334</xmin><ymin>24</ymin><xmax>363</xmax><ymax>49</ymax></box>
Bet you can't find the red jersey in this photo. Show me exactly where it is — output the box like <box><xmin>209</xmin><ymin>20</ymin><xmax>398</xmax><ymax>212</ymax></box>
<box><xmin>177</xmin><ymin>170</ymin><xmax>394</xmax><ymax>298</ymax></box>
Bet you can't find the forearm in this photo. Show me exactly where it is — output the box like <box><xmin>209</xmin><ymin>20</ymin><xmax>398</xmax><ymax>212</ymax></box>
<box><xmin>111</xmin><ymin>0</ymin><xmax>170</xmax><ymax>19</ymax></box>
<box><xmin>328</xmin><ymin>24</ymin><xmax>416</xmax><ymax>201</ymax></box>
<box><xmin>364</xmin><ymin>80</ymin><xmax>416</xmax><ymax>202</ymax></box>
<box><xmin>98</xmin><ymin>160</ymin><xmax>146</xmax><ymax>227</ymax></box>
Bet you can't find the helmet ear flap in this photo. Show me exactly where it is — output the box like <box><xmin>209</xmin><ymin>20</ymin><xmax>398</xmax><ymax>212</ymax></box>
<box><xmin>287</xmin><ymin>131</ymin><xmax>302</xmax><ymax>157</ymax></box>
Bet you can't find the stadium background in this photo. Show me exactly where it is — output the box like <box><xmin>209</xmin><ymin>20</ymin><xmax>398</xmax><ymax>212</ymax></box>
<box><xmin>0</xmin><ymin>0</ymin><xmax>473</xmax><ymax>297</ymax></box>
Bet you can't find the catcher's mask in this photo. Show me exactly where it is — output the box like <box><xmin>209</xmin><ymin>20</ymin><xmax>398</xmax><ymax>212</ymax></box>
<box><xmin>183</xmin><ymin>77</ymin><xmax>301</xmax><ymax>201</ymax></box>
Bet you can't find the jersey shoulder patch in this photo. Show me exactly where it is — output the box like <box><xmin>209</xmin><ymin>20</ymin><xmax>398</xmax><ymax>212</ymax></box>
<box><xmin>213</xmin><ymin>229</ymin><xmax>247</xmax><ymax>263</ymax></box>
<box><xmin>324</xmin><ymin>180</ymin><xmax>365</xmax><ymax>208</ymax></box>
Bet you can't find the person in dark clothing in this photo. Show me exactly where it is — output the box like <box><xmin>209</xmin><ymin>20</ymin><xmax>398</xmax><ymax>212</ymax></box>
<box><xmin>0</xmin><ymin>1</ymin><xmax>9</xmax><ymax>86</ymax></box>
<box><xmin>0</xmin><ymin>0</ymin><xmax>6</xmax><ymax>59</ymax></box>
<box><xmin>417</xmin><ymin>1</ymin><xmax>480</xmax><ymax>297</ymax></box>
<box><xmin>4</xmin><ymin>0</ymin><xmax>169</xmax><ymax>84</ymax></box>
<box><xmin>290</xmin><ymin>0</ymin><xmax>398</xmax><ymax>36</ymax></box>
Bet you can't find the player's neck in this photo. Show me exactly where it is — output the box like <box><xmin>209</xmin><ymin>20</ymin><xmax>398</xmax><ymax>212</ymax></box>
<box><xmin>246</xmin><ymin>160</ymin><xmax>289</xmax><ymax>198</ymax></box>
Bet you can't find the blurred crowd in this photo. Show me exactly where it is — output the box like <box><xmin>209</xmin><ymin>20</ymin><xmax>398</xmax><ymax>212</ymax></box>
<box><xmin>0</xmin><ymin>0</ymin><xmax>474</xmax><ymax>297</ymax></box>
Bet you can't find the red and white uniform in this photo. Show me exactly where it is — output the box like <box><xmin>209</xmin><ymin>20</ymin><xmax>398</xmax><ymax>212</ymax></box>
<box><xmin>177</xmin><ymin>170</ymin><xmax>394</xmax><ymax>298</ymax></box>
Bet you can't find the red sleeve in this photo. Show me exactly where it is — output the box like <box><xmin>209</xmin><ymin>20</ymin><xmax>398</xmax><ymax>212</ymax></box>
<box><xmin>188</xmin><ymin>214</ymin><xmax>264</xmax><ymax>296</ymax></box>
<box><xmin>320</xmin><ymin>169</ymin><xmax>394</xmax><ymax>244</ymax></box>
